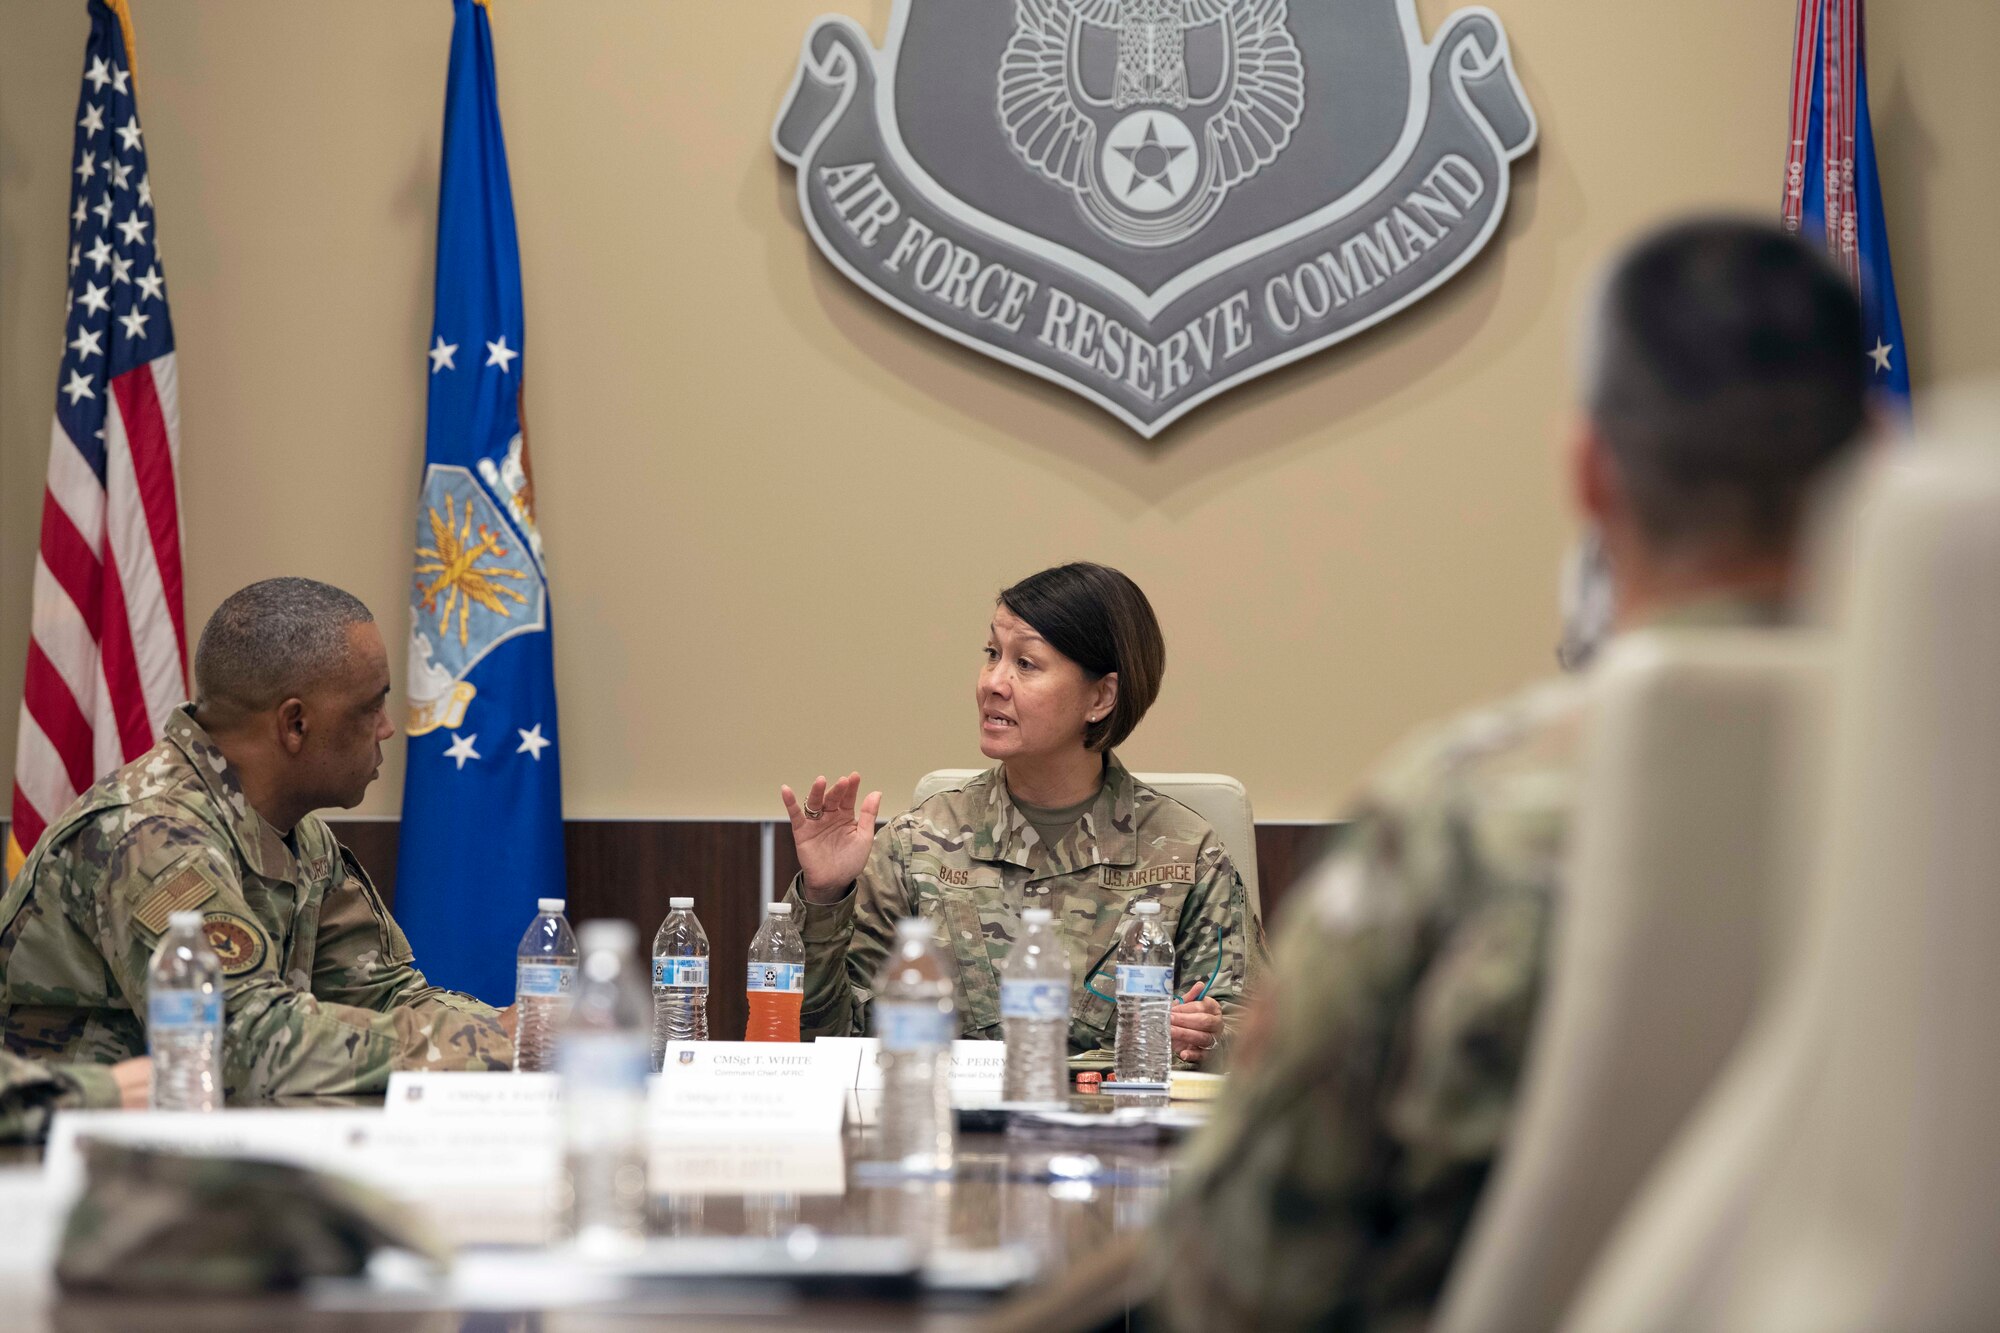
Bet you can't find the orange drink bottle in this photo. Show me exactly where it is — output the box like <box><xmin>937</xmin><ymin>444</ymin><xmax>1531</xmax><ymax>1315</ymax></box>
<box><xmin>745</xmin><ymin>901</ymin><xmax>804</xmax><ymax>1042</ymax></box>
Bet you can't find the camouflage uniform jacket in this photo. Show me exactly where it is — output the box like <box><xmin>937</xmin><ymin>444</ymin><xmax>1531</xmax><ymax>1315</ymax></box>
<box><xmin>0</xmin><ymin>1048</ymin><xmax>121</xmax><ymax>1143</ymax></box>
<box><xmin>0</xmin><ymin>707</ymin><xmax>511</xmax><ymax>1099</ymax></box>
<box><xmin>1151</xmin><ymin>597</ymin><xmax>1787</xmax><ymax>1331</ymax></box>
<box><xmin>788</xmin><ymin>756</ymin><xmax>1261</xmax><ymax>1066</ymax></box>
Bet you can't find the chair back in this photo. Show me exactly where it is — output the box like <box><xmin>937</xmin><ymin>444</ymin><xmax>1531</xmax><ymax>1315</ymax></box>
<box><xmin>1567</xmin><ymin>439</ymin><xmax>2000</xmax><ymax>1332</ymax></box>
<box><xmin>1434</xmin><ymin>630</ymin><xmax>1825</xmax><ymax>1333</ymax></box>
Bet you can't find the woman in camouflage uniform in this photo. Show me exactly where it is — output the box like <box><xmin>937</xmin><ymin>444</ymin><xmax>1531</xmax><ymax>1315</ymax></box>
<box><xmin>780</xmin><ymin>563</ymin><xmax>1259</xmax><ymax>1068</ymax></box>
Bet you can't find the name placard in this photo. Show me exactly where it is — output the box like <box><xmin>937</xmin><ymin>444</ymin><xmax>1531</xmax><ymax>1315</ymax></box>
<box><xmin>815</xmin><ymin>1036</ymin><xmax>1008</xmax><ymax>1101</ymax></box>
<box><xmin>648</xmin><ymin>1042</ymin><xmax>848</xmax><ymax>1194</ymax></box>
<box><xmin>45</xmin><ymin>1108</ymin><xmax>561</xmax><ymax>1247</ymax></box>
<box><xmin>384</xmin><ymin>1070</ymin><xmax>560</xmax><ymax>1119</ymax></box>
<box><xmin>652</xmin><ymin>1042</ymin><xmax>848</xmax><ymax>1138</ymax></box>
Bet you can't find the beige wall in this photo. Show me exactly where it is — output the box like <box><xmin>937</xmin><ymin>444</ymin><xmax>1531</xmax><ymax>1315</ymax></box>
<box><xmin>2</xmin><ymin>1</ymin><xmax>1996</xmax><ymax>823</ymax></box>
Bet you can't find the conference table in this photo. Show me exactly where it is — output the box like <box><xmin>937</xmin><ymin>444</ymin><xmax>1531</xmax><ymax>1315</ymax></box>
<box><xmin>6</xmin><ymin>1091</ymin><xmax>1192</xmax><ymax>1332</ymax></box>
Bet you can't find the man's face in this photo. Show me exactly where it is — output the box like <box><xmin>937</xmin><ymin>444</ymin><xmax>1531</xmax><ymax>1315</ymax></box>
<box><xmin>294</xmin><ymin>622</ymin><xmax>395</xmax><ymax>811</ymax></box>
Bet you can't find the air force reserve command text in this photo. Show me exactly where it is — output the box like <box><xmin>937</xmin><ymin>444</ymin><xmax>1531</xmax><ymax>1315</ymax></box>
<box><xmin>817</xmin><ymin>155</ymin><xmax>1489</xmax><ymax>408</ymax></box>
<box><xmin>774</xmin><ymin>3</ymin><xmax>1537</xmax><ymax>435</ymax></box>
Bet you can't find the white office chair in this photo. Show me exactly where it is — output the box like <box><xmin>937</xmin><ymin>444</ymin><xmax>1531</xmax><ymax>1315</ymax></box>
<box><xmin>1433</xmin><ymin>630</ymin><xmax>1826</xmax><ymax>1333</ymax></box>
<box><xmin>911</xmin><ymin>769</ymin><xmax>1261</xmax><ymax>925</ymax></box>
<box><xmin>1566</xmin><ymin>439</ymin><xmax>2000</xmax><ymax>1331</ymax></box>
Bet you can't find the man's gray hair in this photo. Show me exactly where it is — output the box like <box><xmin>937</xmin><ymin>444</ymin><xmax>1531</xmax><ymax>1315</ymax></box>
<box><xmin>193</xmin><ymin>578</ymin><xmax>375</xmax><ymax>711</ymax></box>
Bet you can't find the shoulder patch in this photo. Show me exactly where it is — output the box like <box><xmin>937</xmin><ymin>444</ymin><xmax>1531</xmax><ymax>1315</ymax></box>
<box><xmin>131</xmin><ymin>866</ymin><xmax>218</xmax><ymax>935</ymax></box>
<box><xmin>200</xmin><ymin>912</ymin><xmax>268</xmax><ymax>977</ymax></box>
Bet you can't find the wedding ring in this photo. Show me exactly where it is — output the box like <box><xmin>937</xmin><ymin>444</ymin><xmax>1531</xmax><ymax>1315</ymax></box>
<box><xmin>803</xmin><ymin>804</ymin><xmax>824</xmax><ymax>820</ymax></box>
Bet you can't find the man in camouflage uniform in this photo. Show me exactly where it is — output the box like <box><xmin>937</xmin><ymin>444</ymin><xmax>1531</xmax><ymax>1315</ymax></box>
<box><xmin>787</xmin><ymin>757</ymin><xmax>1256</xmax><ymax>1068</ymax></box>
<box><xmin>0</xmin><ymin>578</ymin><xmax>511</xmax><ymax>1099</ymax></box>
<box><xmin>1028</xmin><ymin>219</ymin><xmax>1870</xmax><ymax>1330</ymax></box>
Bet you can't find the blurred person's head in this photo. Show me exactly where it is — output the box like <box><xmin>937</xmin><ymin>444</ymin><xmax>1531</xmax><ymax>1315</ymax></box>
<box><xmin>193</xmin><ymin>577</ymin><xmax>394</xmax><ymax>830</ymax></box>
<box><xmin>1574</xmin><ymin>216</ymin><xmax>1869</xmax><ymax>627</ymax></box>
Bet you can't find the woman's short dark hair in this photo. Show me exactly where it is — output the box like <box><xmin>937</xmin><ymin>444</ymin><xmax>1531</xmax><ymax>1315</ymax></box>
<box><xmin>999</xmin><ymin>563</ymin><xmax>1164</xmax><ymax>752</ymax></box>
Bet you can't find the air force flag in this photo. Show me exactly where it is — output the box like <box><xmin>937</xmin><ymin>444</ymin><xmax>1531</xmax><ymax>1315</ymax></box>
<box><xmin>1785</xmin><ymin>0</ymin><xmax>1909</xmax><ymax>410</ymax></box>
<box><xmin>395</xmin><ymin>0</ymin><xmax>564</xmax><ymax>1005</ymax></box>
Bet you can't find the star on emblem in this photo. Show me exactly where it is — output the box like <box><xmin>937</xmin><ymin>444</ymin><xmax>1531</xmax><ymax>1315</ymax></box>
<box><xmin>516</xmin><ymin>725</ymin><xmax>552</xmax><ymax>760</ymax></box>
<box><xmin>485</xmin><ymin>336</ymin><xmax>519</xmax><ymax>372</ymax></box>
<box><xmin>1098</xmin><ymin>110</ymin><xmax>1202</xmax><ymax>215</ymax></box>
<box><xmin>1868</xmin><ymin>338</ymin><xmax>1894</xmax><ymax>373</ymax></box>
<box><xmin>429</xmin><ymin>336</ymin><xmax>458</xmax><ymax>373</ymax></box>
<box><xmin>1114</xmin><ymin>119</ymin><xmax>1191</xmax><ymax>201</ymax></box>
<box><xmin>444</xmin><ymin>732</ymin><xmax>481</xmax><ymax>769</ymax></box>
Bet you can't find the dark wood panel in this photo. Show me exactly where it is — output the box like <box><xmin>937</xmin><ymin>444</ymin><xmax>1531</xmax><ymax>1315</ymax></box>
<box><xmin>564</xmin><ymin>821</ymin><xmax>764</xmax><ymax>1044</ymax></box>
<box><xmin>1254</xmin><ymin>823</ymin><xmax>1341</xmax><ymax>927</ymax></box>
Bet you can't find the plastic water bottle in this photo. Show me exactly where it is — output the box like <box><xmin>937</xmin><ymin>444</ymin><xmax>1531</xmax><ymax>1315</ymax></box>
<box><xmin>1001</xmin><ymin>908</ymin><xmax>1070</xmax><ymax>1106</ymax></box>
<box><xmin>1113</xmin><ymin>900</ymin><xmax>1174</xmax><ymax>1086</ymax></box>
<box><xmin>873</xmin><ymin>917</ymin><xmax>957</xmax><ymax>1174</ymax></box>
<box><xmin>147</xmin><ymin>911</ymin><xmax>223</xmax><ymax>1111</ymax></box>
<box><xmin>651</xmin><ymin>896</ymin><xmax>710</xmax><ymax>1066</ymax></box>
<box><xmin>744</xmin><ymin>902</ymin><xmax>804</xmax><ymax>1042</ymax></box>
<box><xmin>558</xmin><ymin>919</ymin><xmax>651</xmax><ymax>1256</ymax></box>
<box><xmin>514</xmin><ymin>898</ymin><xmax>578</xmax><ymax>1072</ymax></box>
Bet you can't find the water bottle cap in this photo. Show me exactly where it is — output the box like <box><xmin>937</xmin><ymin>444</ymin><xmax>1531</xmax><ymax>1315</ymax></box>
<box><xmin>669</xmin><ymin>897</ymin><xmax>694</xmax><ymax>909</ymax></box>
<box><xmin>894</xmin><ymin>916</ymin><xmax>933</xmax><ymax>940</ymax></box>
<box><xmin>767</xmin><ymin>902</ymin><xmax>793</xmax><ymax>916</ymax></box>
<box><xmin>578</xmin><ymin>919</ymin><xmax>635</xmax><ymax>952</ymax></box>
<box><xmin>167</xmin><ymin>910</ymin><xmax>203</xmax><ymax>930</ymax></box>
<box><xmin>1131</xmin><ymin>900</ymin><xmax>1161</xmax><ymax>915</ymax></box>
<box><xmin>1022</xmin><ymin>908</ymin><xmax>1054</xmax><ymax>924</ymax></box>
<box><xmin>537</xmin><ymin>898</ymin><xmax>566</xmax><ymax>913</ymax></box>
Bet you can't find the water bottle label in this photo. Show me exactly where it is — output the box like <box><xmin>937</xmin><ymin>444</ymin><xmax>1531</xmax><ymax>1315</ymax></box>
<box><xmin>516</xmin><ymin>962</ymin><xmax>576</xmax><ymax>998</ymax></box>
<box><xmin>149</xmin><ymin>990</ymin><xmax>221</xmax><ymax>1029</ymax></box>
<box><xmin>654</xmin><ymin>956</ymin><xmax>709</xmax><ymax>988</ymax></box>
<box><xmin>746</xmin><ymin>962</ymin><xmax>804</xmax><ymax>993</ymax></box>
<box><xmin>1115</xmin><ymin>964</ymin><xmax>1173</xmax><ymax>998</ymax></box>
<box><xmin>556</xmin><ymin>1032</ymin><xmax>650</xmax><ymax>1090</ymax></box>
<box><xmin>877</xmin><ymin>1001</ymin><xmax>955</xmax><ymax>1051</ymax></box>
<box><xmin>1001</xmin><ymin>979</ymin><xmax>1069</xmax><ymax>1020</ymax></box>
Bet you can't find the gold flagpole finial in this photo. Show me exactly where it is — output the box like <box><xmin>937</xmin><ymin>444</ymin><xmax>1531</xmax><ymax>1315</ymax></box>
<box><xmin>103</xmin><ymin>0</ymin><xmax>140</xmax><ymax>92</ymax></box>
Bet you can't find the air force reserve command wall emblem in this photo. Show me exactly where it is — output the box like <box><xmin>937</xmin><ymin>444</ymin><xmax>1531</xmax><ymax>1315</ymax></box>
<box><xmin>774</xmin><ymin>0</ymin><xmax>1537</xmax><ymax>437</ymax></box>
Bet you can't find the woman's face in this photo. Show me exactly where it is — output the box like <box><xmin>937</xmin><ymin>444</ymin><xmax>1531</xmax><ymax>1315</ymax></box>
<box><xmin>976</xmin><ymin>603</ymin><xmax>1115</xmax><ymax>764</ymax></box>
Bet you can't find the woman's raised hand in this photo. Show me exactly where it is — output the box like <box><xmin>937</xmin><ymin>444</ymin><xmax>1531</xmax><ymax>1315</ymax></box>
<box><xmin>780</xmin><ymin>772</ymin><xmax>883</xmax><ymax>902</ymax></box>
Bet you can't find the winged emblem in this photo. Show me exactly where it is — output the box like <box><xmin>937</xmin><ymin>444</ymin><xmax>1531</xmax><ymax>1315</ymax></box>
<box><xmin>998</xmin><ymin>0</ymin><xmax>1306</xmax><ymax>246</ymax></box>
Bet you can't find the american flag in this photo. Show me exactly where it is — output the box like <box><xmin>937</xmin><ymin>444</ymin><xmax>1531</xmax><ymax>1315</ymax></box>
<box><xmin>6</xmin><ymin>0</ymin><xmax>185</xmax><ymax>880</ymax></box>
